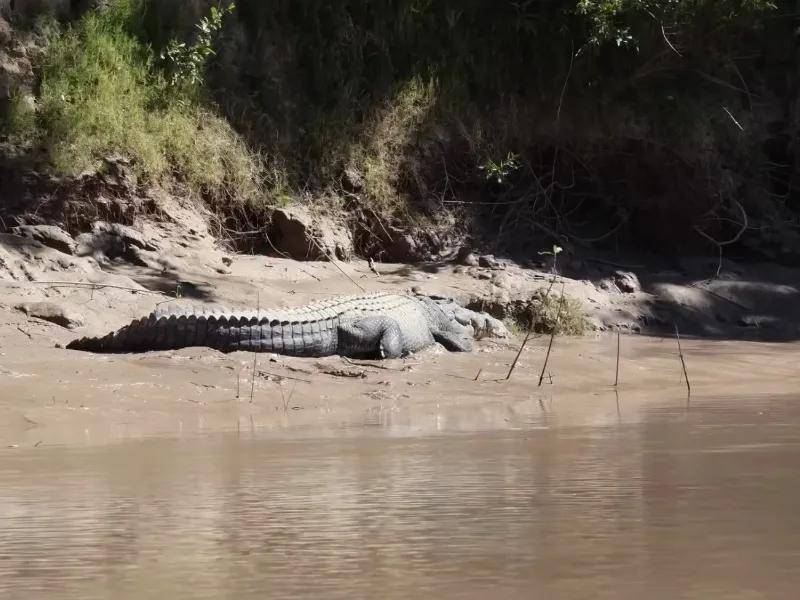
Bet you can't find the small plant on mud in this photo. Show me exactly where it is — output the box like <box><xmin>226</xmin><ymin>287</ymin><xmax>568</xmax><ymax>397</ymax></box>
<box><xmin>501</xmin><ymin>287</ymin><xmax>588</xmax><ymax>337</ymax></box>
<box><xmin>534</xmin><ymin>290</ymin><xmax>588</xmax><ymax>335</ymax></box>
<box><xmin>539</xmin><ymin>244</ymin><xmax>563</xmax><ymax>274</ymax></box>
<box><xmin>161</xmin><ymin>3</ymin><xmax>235</xmax><ymax>90</ymax></box>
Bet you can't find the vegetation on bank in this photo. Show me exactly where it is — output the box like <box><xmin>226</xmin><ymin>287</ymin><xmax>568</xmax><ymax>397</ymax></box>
<box><xmin>1</xmin><ymin>0</ymin><xmax>796</xmax><ymax>259</ymax></box>
<box><xmin>2</xmin><ymin>1</ymin><xmax>262</xmax><ymax>212</ymax></box>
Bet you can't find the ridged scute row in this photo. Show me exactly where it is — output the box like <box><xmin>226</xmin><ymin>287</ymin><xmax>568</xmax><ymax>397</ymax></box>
<box><xmin>148</xmin><ymin>292</ymin><xmax>421</xmax><ymax>329</ymax></box>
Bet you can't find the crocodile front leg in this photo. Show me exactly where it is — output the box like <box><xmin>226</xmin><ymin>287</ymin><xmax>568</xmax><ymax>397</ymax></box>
<box><xmin>432</xmin><ymin>329</ymin><xmax>473</xmax><ymax>352</ymax></box>
<box><xmin>337</xmin><ymin>316</ymin><xmax>405</xmax><ymax>358</ymax></box>
<box><xmin>452</xmin><ymin>307</ymin><xmax>507</xmax><ymax>339</ymax></box>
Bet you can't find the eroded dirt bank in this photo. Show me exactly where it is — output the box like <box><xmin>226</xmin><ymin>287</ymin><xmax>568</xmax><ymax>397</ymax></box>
<box><xmin>2</xmin><ymin>194</ymin><xmax>800</xmax><ymax>448</ymax></box>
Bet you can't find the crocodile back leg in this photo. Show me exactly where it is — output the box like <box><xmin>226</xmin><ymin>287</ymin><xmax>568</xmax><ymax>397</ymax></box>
<box><xmin>337</xmin><ymin>316</ymin><xmax>405</xmax><ymax>358</ymax></box>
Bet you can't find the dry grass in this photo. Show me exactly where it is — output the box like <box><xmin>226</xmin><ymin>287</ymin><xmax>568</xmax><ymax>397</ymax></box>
<box><xmin>501</xmin><ymin>288</ymin><xmax>590</xmax><ymax>336</ymax></box>
<box><xmin>346</xmin><ymin>76</ymin><xmax>438</xmax><ymax>216</ymax></box>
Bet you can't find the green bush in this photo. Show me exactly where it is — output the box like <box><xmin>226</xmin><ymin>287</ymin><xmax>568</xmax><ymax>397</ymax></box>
<box><xmin>30</xmin><ymin>0</ymin><xmax>262</xmax><ymax>209</ymax></box>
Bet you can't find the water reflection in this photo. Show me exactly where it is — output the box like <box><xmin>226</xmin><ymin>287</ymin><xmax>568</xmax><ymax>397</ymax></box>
<box><xmin>2</xmin><ymin>394</ymin><xmax>800</xmax><ymax>599</ymax></box>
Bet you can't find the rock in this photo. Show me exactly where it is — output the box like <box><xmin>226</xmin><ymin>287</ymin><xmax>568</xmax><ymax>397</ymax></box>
<box><xmin>221</xmin><ymin>256</ymin><xmax>233</xmax><ymax>267</ymax></box>
<box><xmin>491</xmin><ymin>272</ymin><xmax>514</xmax><ymax>290</ymax></box>
<box><xmin>16</xmin><ymin>302</ymin><xmax>83</xmax><ymax>329</ymax></box>
<box><xmin>456</xmin><ymin>246</ymin><xmax>479</xmax><ymax>267</ymax></box>
<box><xmin>478</xmin><ymin>254</ymin><xmax>500</xmax><ymax>269</ymax></box>
<box><xmin>11</xmin><ymin>225</ymin><xmax>76</xmax><ymax>255</ymax></box>
<box><xmin>384</xmin><ymin>233</ymin><xmax>419</xmax><ymax>261</ymax></box>
<box><xmin>613</xmin><ymin>271</ymin><xmax>640</xmax><ymax>294</ymax></box>
<box><xmin>75</xmin><ymin>222</ymin><xmax>157</xmax><ymax>262</ymax></box>
<box><xmin>270</xmin><ymin>207</ymin><xmax>353</xmax><ymax>261</ymax></box>
<box><xmin>613</xmin><ymin>271</ymin><xmax>641</xmax><ymax>294</ymax></box>
<box><xmin>597</xmin><ymin>278</ymin><xmax>616</xmax><ymax>292</ymax></box>
<box><xmin>75</xmin><ymin>231</ymin><xmax>123</xmax><ymax>258</ymax></box>
<box><xmin>92</xmin><ymin>221</ymin><xmax>157</xmax><ymax>251</ymax></box>
<box><xmin>124</xmin><ymin>246</ymin><xmax>152</xmax><ymax>268</ymax></box>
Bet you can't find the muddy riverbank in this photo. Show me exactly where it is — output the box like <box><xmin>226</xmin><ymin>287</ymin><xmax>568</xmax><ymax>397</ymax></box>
<box><xmin>2</xmin><ymin>192</ymin><xmax>800</xmax><ymax>448</ymax></box>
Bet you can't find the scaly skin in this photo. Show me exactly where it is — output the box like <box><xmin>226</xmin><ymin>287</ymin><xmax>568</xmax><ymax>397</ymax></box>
<box><xmin>66</xmin><ymin>292</ymin><xmax>508</xmax><ymax>359</ymax></box>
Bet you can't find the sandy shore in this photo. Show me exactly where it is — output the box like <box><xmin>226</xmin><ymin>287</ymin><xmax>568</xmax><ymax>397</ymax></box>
<box><xmin>2</xmin><ymin>198</ymin><xmax>799</xmax><ymax>448</ymax></box>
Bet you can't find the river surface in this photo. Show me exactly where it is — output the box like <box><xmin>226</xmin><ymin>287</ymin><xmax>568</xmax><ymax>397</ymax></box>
<box><xmin>2</xmin><ymin>389</ymin><xmax>800</xmax><ymax>599</ymax></box>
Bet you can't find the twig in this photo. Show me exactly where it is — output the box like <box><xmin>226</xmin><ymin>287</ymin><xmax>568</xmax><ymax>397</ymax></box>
<box><xmin>538</xmin><ymin>282</ymin><xmax>566</xmax><ymax>387</ymax></box>
<box><xmin>688</xmin><ymin>282</ymin><xmax>752</xmax><ymax>311</ymax></box>
<box><xmin>722</xmin><ymin>106</ymin><xmax>744</xmax><ymax>131</ymax></box>
<box><xmin>16</xmin><ymin>325</ymin><xmax>33</xmax><ymax>339</ymax></box>
<box><xmin>262</xmin><ymin>231</ymin><xmax>293</xmax><ymax>260</ymax></box>
<box><xmin>474</xmin><ymin>368</ymin><xmax>482</xmax><ymax>382</ymax></box>
<box><xmin>693</xmin><ymin>198</ymin><xmax>748</xmax><ymax>278</ymax></box>
<box><xmin>342</xmin><ymin>357</ymin><xmax>415</xmax><ymax>372</ymax></box>
<box><xmin>646</xmin><ymin>10</ymin><xmax>682</xmax><ymax>57</ymax></box>
<box><xmin>674</xmin><ymin>324</ymin><xmax>691</xmax><ymax>396</ymax></box>
<box><xmin>614</xmin><ymin>330</ymin><xmax>621</xmax><ymax>387</ymax></box>
<box><xmin>280</xmin><ymin>381</ymin><xmax>298</xmax><ymax>412</ymax></box>
<box><xmin>258</xmin><ymin>370</ymin><xmax>312</xmax><ymax>384</ymax></box>
<box><xmin>298</xmin><ymin>268</ymin><xmax>322</xmax><ymax>282</ymax></box>
<box><xmin>30</xmin><ymin>281</ymin><xmax>165</xmax><ymax>295</ymax></box>
<box><xmin>505</xmin><ymin>330</ymin><xmax>531</xmax><ymax>381</ymax></box>
<box><xmin>585</xmin><ymin>257</ymin><xmax>646</xmax><ymax>269</ymax></box>
<box><xmin>556</xmin><ymin>39</ymin><xmax>575</xmax><ymax>124</ymax></box>
<box><xmin>310</xmin><ymin>237</ymin><xmax>365</xmax><ymax>292</ymax></box>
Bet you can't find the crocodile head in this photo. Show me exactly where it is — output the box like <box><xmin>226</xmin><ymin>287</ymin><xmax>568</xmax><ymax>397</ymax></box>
<box><xmin>422</xmin><ymin>295</ymin><xmax>509</xmax><ymax>340</ymax></box>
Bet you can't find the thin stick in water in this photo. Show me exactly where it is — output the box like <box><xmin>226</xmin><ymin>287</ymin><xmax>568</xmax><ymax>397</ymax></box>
<box><xmin>614</xmin><ymin>330</ymin><xmax>621</xmax><ymax>387</ymax></box>
<box><xmin>538</xmin><ymin>282</ymin><xmax>566</xmax><ymax>387</ymax></box>
<box><xmin>505</xmin><ymin>329</ymin><xmax>531</xmax><ymax>380</ymax></box>
<box><xmin>674</xmin><ymin>324</ymin><xmax>691</xmax><ymax>396</ymax></box>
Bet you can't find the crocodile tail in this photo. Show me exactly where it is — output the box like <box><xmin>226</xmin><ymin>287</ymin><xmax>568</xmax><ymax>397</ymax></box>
<box><xmin>66</xmin><ymin>311</ymin><xmax>341</xmax><ymax>356</ymax></box>
<box><xmin>66</xmin><ymin>316</ymin><xmax>152</xmax><ymax>352</ymax></box>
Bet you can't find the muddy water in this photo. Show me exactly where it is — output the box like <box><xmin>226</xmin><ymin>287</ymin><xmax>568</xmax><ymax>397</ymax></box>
<box><xmin>3</xmin><ymin>389</ymin><xmax>800</xmax><ymax>599</ymax></box>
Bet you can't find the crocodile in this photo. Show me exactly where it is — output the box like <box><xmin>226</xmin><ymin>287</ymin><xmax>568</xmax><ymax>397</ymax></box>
<box><xmin>66</xmin><ymin>291</ymin><xmax>508</xmax><ymax>358</ymax></box>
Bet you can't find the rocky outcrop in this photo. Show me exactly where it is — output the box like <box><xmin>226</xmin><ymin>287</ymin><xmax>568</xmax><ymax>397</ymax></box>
<box><xmin>17</xmin><ymin>301</ymin><xmax>83</xmax><ymax>329</ymax></box>
<box><xmin>269</xmin><ymin>206</ymin><xmax>353</xmax><ymax>261</ymax></box>
<box><xmin>11</xmin><ymin>225</ymin><xmax>76</xmax><ymax>255</ymax></box>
